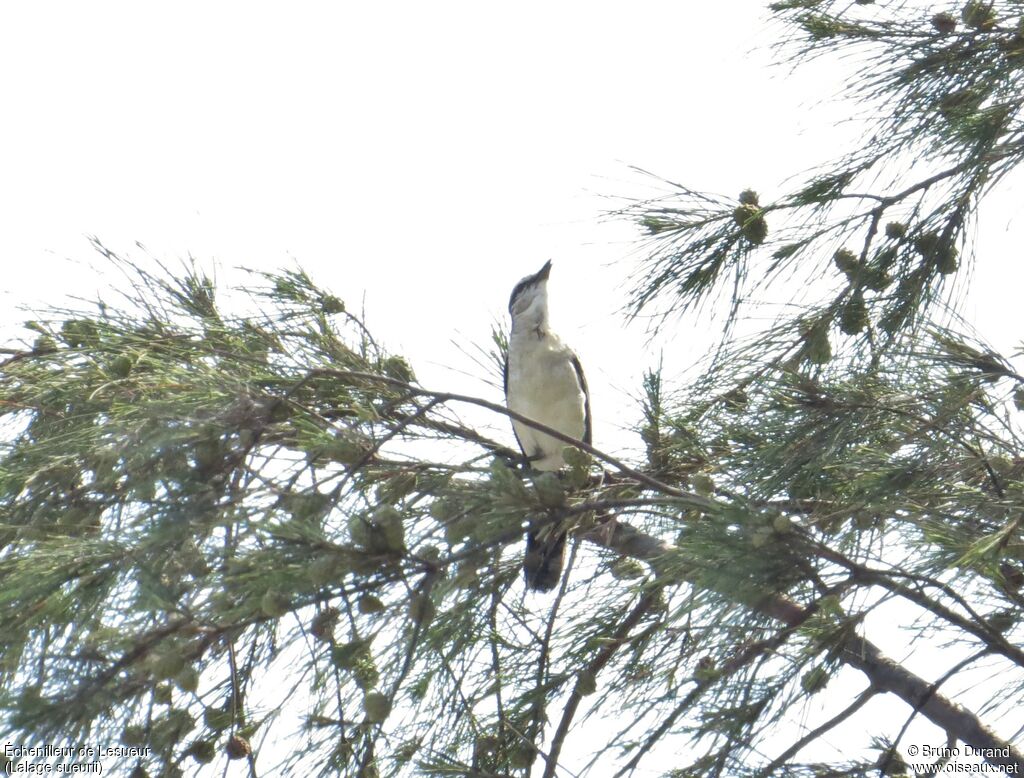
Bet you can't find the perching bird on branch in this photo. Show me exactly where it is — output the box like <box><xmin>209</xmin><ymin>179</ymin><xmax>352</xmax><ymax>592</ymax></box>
<box><xmin>504</xmin><ymin>260</ymin><xmax>591</xmax><ymax>592</ymax></box>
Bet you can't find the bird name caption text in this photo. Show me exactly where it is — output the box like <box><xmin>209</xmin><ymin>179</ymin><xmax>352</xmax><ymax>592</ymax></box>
<box><xmin>4</xmin><ymin>743</ymin><xmax>152</xmax><ymax>774</ymax></box>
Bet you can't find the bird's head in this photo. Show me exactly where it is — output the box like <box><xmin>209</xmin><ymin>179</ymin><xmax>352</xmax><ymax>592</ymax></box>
<box><xmin>508</xmin><ymin>260</ymin><xmax>552</xmax><ymax>324</ymax></box>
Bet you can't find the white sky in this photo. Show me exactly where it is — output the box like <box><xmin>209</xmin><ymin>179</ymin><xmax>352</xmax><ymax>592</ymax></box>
<box><xmin>3</xmin><ymin>1</ymin><xmax>1022</xmax><ymax>775</ymax></box>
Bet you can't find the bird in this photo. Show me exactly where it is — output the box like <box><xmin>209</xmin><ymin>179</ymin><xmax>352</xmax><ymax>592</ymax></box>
<box><xmin>504</xmin><ymin>260</ymin><xmax>591</xmax><ymax>592</ymax></box>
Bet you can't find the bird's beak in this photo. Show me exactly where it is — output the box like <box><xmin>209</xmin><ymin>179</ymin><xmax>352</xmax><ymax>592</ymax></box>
<box><xmin>535</xmin><ymin>260</ymin><xmax>552</xmax><ymax>282</ymax></box>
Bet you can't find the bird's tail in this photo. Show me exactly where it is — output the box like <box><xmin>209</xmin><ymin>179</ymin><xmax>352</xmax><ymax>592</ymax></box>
<box><xmin>523</xmin><ymin>527</ymin><xmax>566</xmax><ymax>592</ymax></box>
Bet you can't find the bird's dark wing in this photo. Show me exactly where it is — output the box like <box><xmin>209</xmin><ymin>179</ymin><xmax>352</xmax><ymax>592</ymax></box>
<box><xmin>570</xmin><ymin>352</ymin><xmax>592</xmax><ymax>445</ymax></box>
<box><xmin>504</xmin><ymin>355</ymin><xmax>528</xmax><ymax>456</ymax></box>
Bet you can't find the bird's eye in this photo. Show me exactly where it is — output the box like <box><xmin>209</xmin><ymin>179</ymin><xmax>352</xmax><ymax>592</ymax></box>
<box><xmin>509</xmin><ymin>282</ymin><xmax>531</xmax><ymax>314</ymax></box>
<box><xmin>511</xmin><ymin>288</ymin><xmax>533</xmax><ymax>315</ymax></box>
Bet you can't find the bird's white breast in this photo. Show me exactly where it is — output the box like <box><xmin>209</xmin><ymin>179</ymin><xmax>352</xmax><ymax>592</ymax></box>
<box><xmin>507</xmin><ymin>330</ymin><xmax>586</xmax><ymax>471</ymax></box>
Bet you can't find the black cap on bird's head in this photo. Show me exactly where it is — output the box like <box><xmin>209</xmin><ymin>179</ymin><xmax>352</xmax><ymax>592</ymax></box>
<box><xmin>508</xmin><ymin>260</ymin><xmax>552</xmax><ymax>314</ymax></box>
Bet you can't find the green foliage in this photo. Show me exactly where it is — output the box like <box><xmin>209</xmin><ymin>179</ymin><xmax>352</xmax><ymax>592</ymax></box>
<box><xmin>5</xmin><ymin>3</ymin><xmax>1024</xmax><ymax>776</ymax></box>
<box><xmin>3</xmin><ymin>248</ymin><xmax>717</xmax><ymax>777</ymax></box>
<box><xmin>0</xmin><ymin>250</ymin><xmax>549</xmax><ymax>775</ymax></box>
<box><xmin>615</xmin><ymin>6</ymin><xmax>1024</xmax><ymax>771</ymax></box>
<box><xmin>628</xmin><ymin>0</ymin><xmax>1024</xmax><ymax>354</ymax></box>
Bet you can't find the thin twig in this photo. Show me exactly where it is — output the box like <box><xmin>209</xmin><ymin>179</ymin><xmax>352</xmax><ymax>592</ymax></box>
<box><xmin>757</xmin><ymin>685</ymin><xmax>878</xmax><ymax>776</ymax></box>
<box><xmin>542</xmin><ymin>591</ymin><xmax>659</xmax><ymax>778</ymax></box>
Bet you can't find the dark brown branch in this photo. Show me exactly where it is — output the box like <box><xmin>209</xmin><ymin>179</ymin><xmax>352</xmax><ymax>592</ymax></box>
<box><xmin>808</xmin><ymin>537</ymin><xmax>1024</xmax><ymax>669</ymax></box>
<box><xmin>582</xmin><ymin>520</ymin><xmax>1024</xmax><ymax>775</ymax></box>
<box><xmin>882</xmin><ymin>649</ymin><xmax>989</xmax><ymax>775</ymax></box>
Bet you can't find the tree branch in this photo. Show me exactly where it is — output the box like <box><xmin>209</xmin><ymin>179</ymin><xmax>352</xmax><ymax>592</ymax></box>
<box><xmin>296</xmin><ymin>368</ymin><xmax>716</xmax><ymax>506</ymax></box>
<box><xmin>807</xmin><ymin>537</ymin><xmax>1024</xmax><ymax>669</ymax></box>
<box><xmin>581</xmin><ymin>520</ymin><xmax>1024</xmax><ymax>775</ymax></box>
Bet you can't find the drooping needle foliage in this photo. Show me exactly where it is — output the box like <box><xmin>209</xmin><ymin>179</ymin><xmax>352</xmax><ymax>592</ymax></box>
<box><xmin>3</xmin><ymin>2</ymin><xmax>1024</xmax><ymax>777</ymax></box>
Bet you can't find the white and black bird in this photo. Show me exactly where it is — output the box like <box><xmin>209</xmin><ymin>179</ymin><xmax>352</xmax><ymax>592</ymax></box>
<box><xmin>504</xmin><ymin>260</ymin><xmax>591</xmax><ymax>592</ymax></box>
